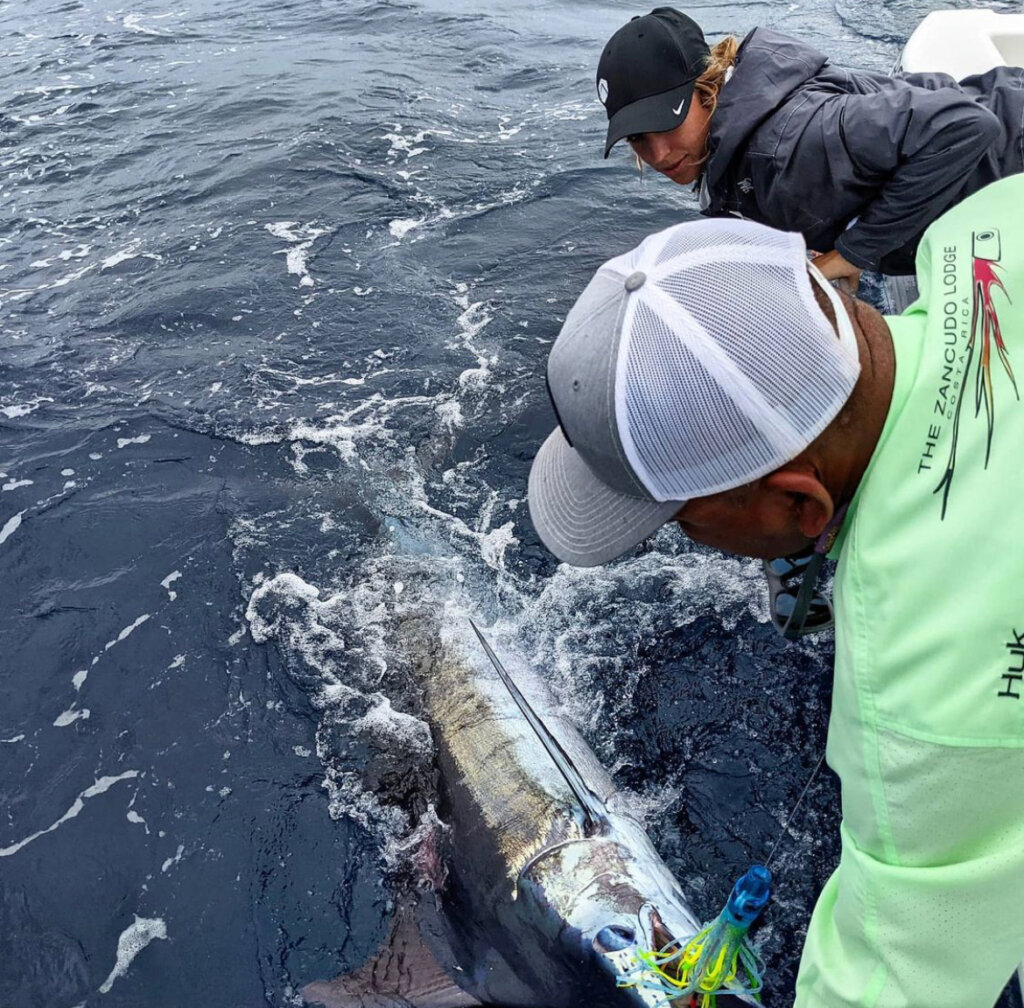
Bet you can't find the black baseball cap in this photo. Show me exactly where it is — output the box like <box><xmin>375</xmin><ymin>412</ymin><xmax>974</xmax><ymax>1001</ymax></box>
<box><xmin>597</xmin><ymin>8</ymin><xmax>710</xmax><ymax>158</ymax></box>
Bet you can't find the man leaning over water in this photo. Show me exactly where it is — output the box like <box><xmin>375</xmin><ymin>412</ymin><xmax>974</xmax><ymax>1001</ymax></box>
<box><xmin>527</xmin><ymin>174</ymin><xmax>1024</xmax><ymax>1005</ymax></box>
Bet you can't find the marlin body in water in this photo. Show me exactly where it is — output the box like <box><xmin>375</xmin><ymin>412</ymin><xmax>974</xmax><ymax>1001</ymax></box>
<box><xmin>304</xmin><ymin>621</ymin><xmax>751</xmax><ymax>1008</ymax></box>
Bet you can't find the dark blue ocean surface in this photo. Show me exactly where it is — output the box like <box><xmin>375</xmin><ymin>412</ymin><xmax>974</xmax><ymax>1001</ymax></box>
<box><xmin>2</xmin><ymin>1</ymin><xmax>1020</xmax><ymax>1005</ymax></box>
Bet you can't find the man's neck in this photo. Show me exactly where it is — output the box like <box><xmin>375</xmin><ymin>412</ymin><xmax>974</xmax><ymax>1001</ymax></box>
<box><xmin>824</xmin><ymin>300</ymin><xmax>897</xmax><ymax>512</ymax></box>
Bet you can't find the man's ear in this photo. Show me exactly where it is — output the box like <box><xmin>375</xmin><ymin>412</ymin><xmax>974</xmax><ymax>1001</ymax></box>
<box><xmin>762</xmin><ymin>465</ymin><xmax>834</xmax><ymax>540</ymax></box>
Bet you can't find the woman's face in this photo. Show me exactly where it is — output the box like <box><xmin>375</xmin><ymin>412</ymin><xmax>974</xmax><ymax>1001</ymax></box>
<box><xmin>627</xmin><ymin>98</ymin><xmax>711</xmax><ymax>185</ymax></box>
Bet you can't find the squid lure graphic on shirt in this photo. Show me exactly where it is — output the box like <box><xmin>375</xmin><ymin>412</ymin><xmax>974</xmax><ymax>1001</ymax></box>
<box><xmin>934</xmin><ymin>229</ymin><xmax>1019</xmax><ymax>518</ymax></box>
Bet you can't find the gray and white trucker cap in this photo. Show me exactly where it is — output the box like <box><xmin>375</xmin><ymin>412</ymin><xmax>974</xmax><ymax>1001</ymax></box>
<box><xmin>528</xmin><ymin>217</ymin><xmax>861</xmax><ymax>567</ymax></box>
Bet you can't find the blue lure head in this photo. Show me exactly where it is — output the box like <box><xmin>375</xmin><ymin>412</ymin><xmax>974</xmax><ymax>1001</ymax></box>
<box><xmin>722</xmin><ymin>864</ymin><xmax>772</xmax><ymax>930</ymax></box>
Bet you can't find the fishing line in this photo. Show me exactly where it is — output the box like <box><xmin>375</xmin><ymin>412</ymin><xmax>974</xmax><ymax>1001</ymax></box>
<box><xmin>764</xmin><ymin>752</ymin><xmax>827</xmax><ymax>870</ymax></box>
<box><xmin>619</xmin><ymin>754</ymin><xmax>827</xmax><ymax>1004</ymax></box>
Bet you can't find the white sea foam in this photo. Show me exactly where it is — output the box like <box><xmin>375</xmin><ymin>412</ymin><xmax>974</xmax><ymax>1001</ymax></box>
<box><xmin>69</xmin><ymin>613</ymin><xmax>153</xmax><ymax>695</ymax></box>
<box><xmin>501</xmin><ymin>544</ymin><xmax>767</xmax><ymax>773</ymax></box>
<box><xmin>0</xmin><ymin>771</ymin><xmax>139</xmax><ymax>857</ymax></box>
<box><xmin>265</xmin><ymin>221</ymin><xmax>331</xmax><ymax>288</ymax></box>
<box><xmin>30</xmin><ymin>244</ymin><xmax>91</xmax><ymax>267</ymax></box>
<box><xmin>496</xmin><ymin>116</ymin><xmax>522</xmax><ymax>140</ymax></box>
<box><xmin>245</xmin><ymin>571</ymin><xmax>434</xmax><ymax>852</ymax></box>
<box><xmin>449</xmin><ymin>285</ymin><xmax>494</xmax><ymax>397</ymax></box>
<box><xmin>0</xmin><ymin>511</ymin><xmax>25</xmax><ymax>546</ymax></box>
<box><xmin>161</xmin><ymin>570</ymin><xmax>181</xmax><ymax>600</ymax></box>
<box><xmin>116</xmin><ymin>434</ymin><xmax>151</xmax><ymax>448</ymax></box>
<box><xmin>103</xmin><ymin>614</ymin><xmax>151</xmax><ymax>652</ymax></box>
<box><xmin>54</xmin><ymin>707</ymin><xmax>90</xmax><ymax>727</ymax></box>
<box><xmin>101</xmin><ymin>244</ymin><xmax>162</xmax><ymax>270</ymax></box>
<box><xmin>1</xmin><ymin>397</ymin><xmax>53</xmax><ymax>418</ymax></box>
<box><xmin>434</xmin><ymin>399</ymin><xmax>463</xmax><ymax>430</ymax></box>
<box><xmin>98</xmin><ymin>916</ymin><xmax>168</xmax><ymax>994</ymax></box>
<box><xmin>2</xmin><ymin>480</ymin><xmax>32</xmax><ymax>491</ymax></box>
<box><xmin>388</xmin><ymin>217</ymin><xmax>424</xmax><ymax>240</ymax></box>
<box><xmin>121</xmin><ymin>12</ymin><xmax>173</xmax><ymax>36</ymax></box>
<box><xmin>381</xmin><ymin>125</ymin><xmax>449</xmax><ymax>162</ymax></box>
<box><xmin>244</xmin><ymin>393</ymin><xmax>430</xmax><ymax>465</ymax></box>
<box><xmin>161</xmin><ymin>844</ymin><xmax>185</xmax><ymax>873</ymax></box>
<box><xmin>39</xmin><ymin>262</ymin><xmax>96</xmax><ymax>293</ymax></box>
<box><xmin>13</xmin><ymin>105</ymin><xmax>73</xmax><ymax>127</ymax></box>
<box><xmin>240</xmin><ymin>382</ymin><xmax>508</xmax><ymax>577</ymax></box>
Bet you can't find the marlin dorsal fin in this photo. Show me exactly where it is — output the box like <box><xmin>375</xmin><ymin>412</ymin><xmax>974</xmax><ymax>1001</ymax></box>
<box><xmin>469</xmin><ymin>620</ymin><xmax>606</xmax><ymax>832</ymax></box>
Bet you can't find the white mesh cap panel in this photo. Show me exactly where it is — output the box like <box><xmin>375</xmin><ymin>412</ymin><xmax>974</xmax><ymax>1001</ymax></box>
<box><xmin>652</xmin><ymin>216</ymin><xmax>794</xmax><ymax>266</ymax></box>
<box><xmin>658</xmin><ymin>262</ymin><xmax>857</xmax><ymax>430</ymax></box>
<box><xmin>615</xmin><ymin>219</ymin><xmax>860</xmax><ymax>502</ymax></box>
<box><xmin>622</xmin><ymin>299</ymin><xmax>779</xmax><ymax>500</ymax></box>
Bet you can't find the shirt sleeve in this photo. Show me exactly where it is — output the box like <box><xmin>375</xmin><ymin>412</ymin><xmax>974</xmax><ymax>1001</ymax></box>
<box><xmin>831</xmin><ymin>86</ymin><xmax>1002</xmax><ymax>270</ymax></box>
<box><xmin>794</xmin><ymin>734</ymin><xmax>1024</xmax><ymax>1007</ymax></box>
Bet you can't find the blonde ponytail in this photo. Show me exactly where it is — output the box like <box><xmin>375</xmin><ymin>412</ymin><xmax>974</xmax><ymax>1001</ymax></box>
<box><xmin>694</xmin><ymin>36</ymin><xmax>739</xmax><ymax>115</ymax></box>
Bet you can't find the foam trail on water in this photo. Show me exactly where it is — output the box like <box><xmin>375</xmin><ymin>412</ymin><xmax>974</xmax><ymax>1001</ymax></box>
<box><xmin>245</xmin><ymin>569</ymin><xmax>437</xmax><ymax>862</ymax></box>
<box><xmin>265</xmin><ymin>221</ymin><xmax>331</xmax><ymax>288</ymax></box>
<box><xmin>98</xmin><ymin>916</ymin><xmax>168</xmax><ymax>994</ymax></box>
<box><xmin>0</xmin><ymin>511</ymin><xmax>25</xmax><ymax>546</ymax></box>
<box><xmin>0</xmin><ymin>771</ymin><xmax>139</xmax><ymax>857</ymax></box>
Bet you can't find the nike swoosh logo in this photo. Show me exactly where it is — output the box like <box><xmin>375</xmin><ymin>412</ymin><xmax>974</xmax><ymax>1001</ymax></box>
<box><xmin>671</xmin><ymin>98</ymin><xmax>686</xmax><ymax>115</ymax></box>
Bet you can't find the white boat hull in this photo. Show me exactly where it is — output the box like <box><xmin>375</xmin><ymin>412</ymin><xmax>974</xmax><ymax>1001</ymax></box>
<box><xmin>898</xmin><ymin>9</ymin><xmax>1024</xmax><ymax>77</ymax></box>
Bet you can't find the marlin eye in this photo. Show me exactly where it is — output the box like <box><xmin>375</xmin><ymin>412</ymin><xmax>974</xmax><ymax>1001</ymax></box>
<box><xmin>594</xmin><ymin>924</ymin><xmax>636</xmax><ymax>952</ymax></box>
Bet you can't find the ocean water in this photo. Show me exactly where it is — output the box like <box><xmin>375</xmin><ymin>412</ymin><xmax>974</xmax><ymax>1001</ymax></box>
<box><xmin>1</xmin><ymin>1</ymin><xmax>1020</xmax><ymax>1005</ymax></box>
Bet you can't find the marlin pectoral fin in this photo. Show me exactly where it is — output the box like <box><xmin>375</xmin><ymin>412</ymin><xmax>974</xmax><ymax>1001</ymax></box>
<box><xmin>468</xmin><ymin>619</ymin><xmax>606</xmax><ymax>832</ymax></box>
<box><xmin>302</xmin><ymin>902</ymin><xmax>481</xmax><ymax>1008</ymax></box>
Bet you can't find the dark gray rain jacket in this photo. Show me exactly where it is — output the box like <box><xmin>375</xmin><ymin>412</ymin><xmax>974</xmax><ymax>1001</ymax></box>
<box><xmin>701</xmin><ymin>28</ymin><xmax>1024</xmax><ymax>274</ymax></box>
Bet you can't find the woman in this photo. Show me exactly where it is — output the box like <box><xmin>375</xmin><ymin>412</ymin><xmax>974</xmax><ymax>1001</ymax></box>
<box><xmin>597</xmin><ymin>7</ymin><xmax>1024</xmax><ymax>282</ymax></box>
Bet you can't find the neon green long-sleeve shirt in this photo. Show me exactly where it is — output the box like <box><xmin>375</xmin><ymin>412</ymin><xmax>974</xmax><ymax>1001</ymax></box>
<box><xmin>795</xmin><ymin>175</ymin><xmax>1024</xmax><ymax>1007</ymax></box>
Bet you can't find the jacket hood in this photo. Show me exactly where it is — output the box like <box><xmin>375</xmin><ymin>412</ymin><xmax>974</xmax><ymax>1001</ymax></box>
<box><xmin>705</xmin><ymin>27</ymin><xmax>828</xmax><ymax>195</ymax></box>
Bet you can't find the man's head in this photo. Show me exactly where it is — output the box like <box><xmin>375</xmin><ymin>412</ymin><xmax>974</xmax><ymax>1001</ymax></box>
<box><xmin>528</xmin><ymin>218</ymin><xmax>893</xmax><ymax>565</ymax></box>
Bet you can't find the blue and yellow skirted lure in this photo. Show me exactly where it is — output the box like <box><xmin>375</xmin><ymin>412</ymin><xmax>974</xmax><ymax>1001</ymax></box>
<box><xmin>619</xmin><ymin>865</ymin><xmax>771</xmax><ymax>1007</ymax></box>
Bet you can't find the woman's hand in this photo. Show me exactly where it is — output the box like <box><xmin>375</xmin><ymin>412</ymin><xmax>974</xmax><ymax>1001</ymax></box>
<box><xmin>810</xmin><ymin>249</ymin><xmax>862</xmax><ymax>296</ymax></box>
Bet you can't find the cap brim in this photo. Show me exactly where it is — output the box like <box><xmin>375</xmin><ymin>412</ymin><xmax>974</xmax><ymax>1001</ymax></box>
<box><xmin>603</xmin><ymin>80</ymin><xmax>698</xmax><ymax>158</ymax></box>
<box><xmin>528</xmin><ymin>427</ymin><xmax>683</xmax><ymax>567</ymax></box>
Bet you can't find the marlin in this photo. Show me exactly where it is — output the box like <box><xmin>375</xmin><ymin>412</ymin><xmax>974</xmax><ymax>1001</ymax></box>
<box><xmin>304</xmin><ymin>620</ymin><xmax>751</xmax><ymax>1008</ymax></box>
